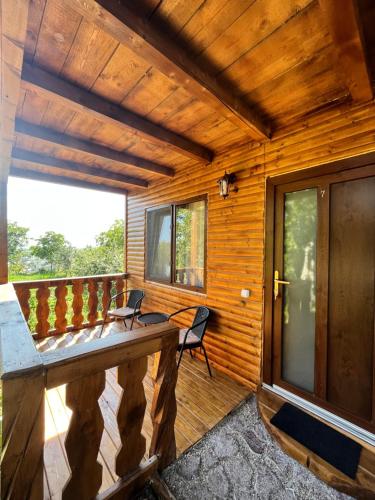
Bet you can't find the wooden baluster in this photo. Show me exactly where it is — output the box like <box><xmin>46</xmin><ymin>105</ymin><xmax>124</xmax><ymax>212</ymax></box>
<box><xmin>35</xmin><ymin>284</ymin><xmax>50</xmax><ymax>337</ymax></box>
<box><xmin>116</xmin><ymin>357</ymin><xmax>148</xmax><ymax>477</ymax></box>
<box><xmin>115</xmin><ymin>276</ymin><xmax>124</xmax><ymax>308</ymax></box>
<box><xmin>102</xmin><ymin>278</ymin><xmax>111</xmax><ymax>323</ymax></box>
<box><xmin>150</xmin><ymin>336</ymin><xmax>178</xmax><ymax>470</ymax></box>
<box><xmin>55</xmin><ymin>281</ymin><xmax>68</xmax><ymax>334</ymax></box>
<box><xmin>16</xmin><ymin>286</ymin><xmax>31</xmax><ymax>323</ymax></box>
<box><xmin>63</xmin><ymin>371</ymin><xmax>105</xmax><ymax>500</ymax></box>
<box><xmin>88</xmin><ymin>279</ymin><xmax>99</xmax><ymax>326</ymax></box>
<box><xmin>72</xmin><ymin>280</ymin><xmax>84</xmax><ymax>329</ymax></box>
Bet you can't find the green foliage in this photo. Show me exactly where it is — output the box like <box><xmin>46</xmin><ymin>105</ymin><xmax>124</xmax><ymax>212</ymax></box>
<box><xmin>30</xmin><ymin>231</ymin><xmax>73</xmax><ymax>273</ymax></box>
<box><xmin>8</xmin><ymin>221</ymin><xmax>29</xmax><ymax>274</ymax></box>
<box><xmin>71</xmin><ymin>220</ymin><xmax>124</xmax><ymax>276</ymax></box>
<box><xmin>8</xmin><ymin>219</ymin><xmax>124</xmax><ymax>279</ymax></box>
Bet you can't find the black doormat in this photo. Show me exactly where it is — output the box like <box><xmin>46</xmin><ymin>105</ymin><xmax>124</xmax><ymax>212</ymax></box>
<box><xmin>270</xmin><ymin>402</ymin><xmax>362</xmax><ymax>479</ymax></box>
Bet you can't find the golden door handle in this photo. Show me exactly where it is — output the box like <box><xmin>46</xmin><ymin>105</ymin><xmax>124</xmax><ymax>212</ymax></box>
<box><xmin>274</xmin><ymin>270</ymin><xmax>290</xmax><ymax>300</ymax></box>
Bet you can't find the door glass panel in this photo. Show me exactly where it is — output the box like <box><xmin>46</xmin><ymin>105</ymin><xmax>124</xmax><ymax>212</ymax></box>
<box><xmin>282</xmin><ymin>188</ymin><xmax>317</xmax><ymax>392</ymax></box>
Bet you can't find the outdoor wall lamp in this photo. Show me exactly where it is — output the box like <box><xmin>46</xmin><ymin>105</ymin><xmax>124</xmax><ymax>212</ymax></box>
<box><xmin>217</xmin><ymin>171</ymin><xmax>237</xmax><ymax>199</ymax></box>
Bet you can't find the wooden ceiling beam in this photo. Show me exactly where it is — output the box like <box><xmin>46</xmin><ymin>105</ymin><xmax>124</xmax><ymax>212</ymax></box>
<box><xmin>10</xmin><ymin>166</ymin><xmax>128</xmax><ymax>195</ymax></box>
<box><xmin>319</xmin><ymin>0</ymin><xmax>373</xmax><ymax>102</ymax></box>
<box><xmin>12</xmin><ymin>148</ymin><xmax>148</xmax><ymax>188</ymax></box>
<box><xmin>63</xmin><ymin>0</ymin><xmax>271</xmax><ymax>141</ymax></box>
<box><xmin>21</xmin><ymin>63</ymin><xmax>213</xmax><ymax>163</ymax></box>
<box><xmin>15</xmin><ymin>119</ymin><xmax>174</xmax><ymax>178</ymax></box>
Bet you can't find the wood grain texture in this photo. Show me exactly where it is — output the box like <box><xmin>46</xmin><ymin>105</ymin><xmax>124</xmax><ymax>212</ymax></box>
<box><xmin>35</xmin><ymin>284</ymin><xmax>50</xmax><ymax>337</ymax></box>
<box><xmin>54</xmin><ymin>281</ymin><xmax>68</xmax><ymax>333</ymax></box>
<box><xmin>127</xmin><ymin>99</ymin><xmax>375</xmax><ymax>389</ymax></box>
<box><xmin>63</xmin><ymin>0</ymin><xmax>270</xmax><ymax>140</ymax></box>
<box><xmin>15</xmin><ymin>119</ymin><xmax>174</xmax><ymax>177</ymax></box>
<box><xmin>0</xmin><ymin>0</ymin><xmax>29</xmax><ymax>180</ymax></box>
<box><xmin>116</xmin><ymin>357</ymin><xmax>148</xmax><ymax>476</ymax></box>
<box><xmin>12</xmin><ymin>148</ymin><xmax>149</xmax><ymax>188</ymax></box>
<box><xmin>63</xmin><ymin>371</ymin><xmax>106</xmax><ymax>499</ymax></box>
<box><xmin>10</xmin><ymin>166</ymin><xmax>129</xmax><ymax>195</ymax></box>
<box><xmin>37</xmin><ymin>323</ymin><xmax>249</xmax><ymax>499</ymax></box>
<box><xmin>319</xmin><ymin>0</ymin><xmax>373</xmax><ymax>102</ymax></box>
<box><xmin>0</xmin><ymin>283</ymin><xmax>44</xmax><ymax>499</ymax></box>
<box><xmin>150</xmin><ymin>336</ymin><xmax>179</xmax><ymax>470</ymax></box>
<box><xmin>21</xmin><ymin>62</ymin><xmax>213</xmax><ymax>163</ymax></box>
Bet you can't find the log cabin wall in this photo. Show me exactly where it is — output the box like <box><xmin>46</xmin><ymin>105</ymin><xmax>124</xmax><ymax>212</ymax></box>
<box><xmin>127</xmin><ymin>99</ymin><xmax>375</xmax><ymax>390</ymax></box>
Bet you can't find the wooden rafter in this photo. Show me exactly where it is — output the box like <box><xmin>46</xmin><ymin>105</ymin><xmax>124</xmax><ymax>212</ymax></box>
<box><xmin>12</xmin><ymin>148</ymin><xmax>148</xmax><ymax>188</ymax></box>
<box><xmin>319</xmin><ymin>0</ymin><xmax>373</xmax><ymax>102</ymax></box>
<box><xmin>63</xmin><ymin>0</ymin><xmax>271</xmax><ymax>141</ymax></box>
<box><xmin>15</xmin><ymin>119</ymin><xmax>174</xmax><ymax>177</ymax></box>
<box><xmin>21</xmin><ymin>63</ymin><xmax>213</xmax><ymax>164</ymax></box>
<box><xmin>10</xmin><ymin>166</ymin><xmax>128</xmax><ymax>195</ymax></box>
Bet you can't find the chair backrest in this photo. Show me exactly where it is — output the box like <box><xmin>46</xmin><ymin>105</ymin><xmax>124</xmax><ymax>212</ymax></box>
<box><xmin>191</xmin><ymin>306</ymin><xmax>210</xmax><ymax>341</ymax></box>
<box><xmin>126</xmin><ymin>289</ymin><xmax>144</xmax><ymax>310</ymax></box>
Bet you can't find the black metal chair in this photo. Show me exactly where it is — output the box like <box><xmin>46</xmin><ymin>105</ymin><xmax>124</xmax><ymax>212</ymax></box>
<box><xmin>100</xmin><ymin>289</ymin><xmax>144</xmax><ymax>336</ymax></box>
<box><xmin>168</xmin><ymin>306</ymin><xmax>212</xmax><ymax>376</ymax></box>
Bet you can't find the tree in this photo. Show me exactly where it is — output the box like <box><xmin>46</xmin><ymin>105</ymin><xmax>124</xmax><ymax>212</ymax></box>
<box><xmin>8</xmin><ymin>221</ymin><xmax>30</xmax><ymax>274</ymax></box>
<box><xmin>96</xmin><ymin>219</ymin><xmax>124</xmax><ymax>251</ymax></box>
<box><xmin>71</xmin><ymin>220</ymin><xmax>125</xmax><ymax>276</ymax></box>
<box><xmin>31</xmin><ymin>231</ymin><xmax>72</xmax><ymax>273</ymax></box>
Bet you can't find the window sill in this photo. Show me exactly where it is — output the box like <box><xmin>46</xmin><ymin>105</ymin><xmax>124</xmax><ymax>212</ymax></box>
<box><xmin>144</xmin><ymin>279</ymin><xmax>207</xmax><ymax>297</ymax></box>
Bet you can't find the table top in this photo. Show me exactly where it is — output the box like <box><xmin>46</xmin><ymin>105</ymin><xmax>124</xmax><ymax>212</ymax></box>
<box><xmin>137</xmin><ymin>312</ymin><xmax>169</xmax><ymax>325</ymax></box>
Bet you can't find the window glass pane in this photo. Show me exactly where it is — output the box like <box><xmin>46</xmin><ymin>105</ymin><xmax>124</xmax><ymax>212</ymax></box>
<box><xmin>282</xmin><ymin>188</ymin><xmax>317</xmax><ymax>393</ymax></box>
<box><xmin>175</xmin><ymin>200</ymin><xmax>205</xmax><ymax>288</ymax></box>
<box><xmin>146</xmin><ymin>206</ymin><xmax>172</xmax><ymax>281</ymax></box>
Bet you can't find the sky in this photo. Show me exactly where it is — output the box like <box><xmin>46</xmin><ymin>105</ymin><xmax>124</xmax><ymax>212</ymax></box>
<box><xmin>8</xmin><ymin>177</ymin><xmax>125</xmax><ymax>248</ymax></box>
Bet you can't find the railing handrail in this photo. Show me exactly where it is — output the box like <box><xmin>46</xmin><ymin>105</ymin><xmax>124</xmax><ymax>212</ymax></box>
<box><xmin>41</xmin><ymin>321</ymin><xmax>178</xmax><ymax>389</ymax></box>
<box><xmin>12</xmin><ymin>272</ymin><xmax>128</xmax><ymax>288</ymax></box>
<box><xmin>0</xmin><ymin>283</ymin><xmax>43</xmax><ymax>380</ymax></box>
<box><xmin>0</xmin><ymin>281</ymin><xmax>179</xmax><ymax>499</ymax></box>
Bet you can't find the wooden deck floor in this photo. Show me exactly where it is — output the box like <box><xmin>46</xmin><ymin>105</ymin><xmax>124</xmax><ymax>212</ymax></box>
<box><xmin>36</xmin><ymin>323</ymin><xmax>250</xmax><ymax>499</ymax></box>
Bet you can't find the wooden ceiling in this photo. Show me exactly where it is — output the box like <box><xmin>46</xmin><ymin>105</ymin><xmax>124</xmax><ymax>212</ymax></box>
<box><xmin>8</xmin><ymin>0</ymin><xmax>374</xmax><ymax>193</ymax></box>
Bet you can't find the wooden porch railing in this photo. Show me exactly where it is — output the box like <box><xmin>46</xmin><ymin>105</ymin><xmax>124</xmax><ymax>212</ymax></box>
<box><xmin>0</xmin><ymin>283</ymin><xmax>179</xmax><ymax>500</ymax></box>
<box><xmin>13</xmin><ymin>273</ymin><xmax>127</xmax><ymax>339</ymax></box>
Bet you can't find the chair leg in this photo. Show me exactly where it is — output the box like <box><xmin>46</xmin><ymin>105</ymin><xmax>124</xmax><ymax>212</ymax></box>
<box><xmin>189</xmin><ymin>349</ymin><xmax>193</xmax><ymax>359</ymax></box>
<box><xmin>123</xmin><ymin>318</ymin><xmax>128</xmax><ymax>331</ymax></box>
<box><xmin>129</xmin><ymin>315</ymin><xmax>135</xmax><ymax>331</ymax></box>
<box><xmin>99</xmin><ymin>312</ymin><xmax>108</xmax><ymax>338</ymax></box>
<box><xmin>177</xmin><ymin>348</ymin><xmax>184</xmax><ymax>369</ymax></box>
<box><xmin>202</xmin><ymin>344</ymin><xmax>212</xmax><ymax>377</ymax></box>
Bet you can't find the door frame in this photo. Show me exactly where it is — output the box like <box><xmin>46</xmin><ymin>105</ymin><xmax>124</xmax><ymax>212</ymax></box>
<box><xmin>263</xmin><ymin>150</ymin><xmax>375</xmax><ymax>432</ymax></box>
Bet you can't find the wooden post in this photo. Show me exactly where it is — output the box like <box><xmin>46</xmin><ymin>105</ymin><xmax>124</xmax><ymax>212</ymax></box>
<box><xmin>116</xmin><ymin>356</ymin><xmax>148</xmax><ymax>477</ymax></box>
<box><xmin>150</xmin><ymin>335</ymin><xmax>178</xmax><ymax>470</ymax></box>
<box><xmin>63</xmin><ymin>371</ymin><xmax>106</xmax><ymax>500</ymax></box>
<box><xmin>0</xmin><ymin>180</ymin><xmax>7</xmax><ymax>284</ymax></box>
<box><xmin>0</xmin><ymin>283</ymin><xmax>45</xmax><ymax>499</ymax></box>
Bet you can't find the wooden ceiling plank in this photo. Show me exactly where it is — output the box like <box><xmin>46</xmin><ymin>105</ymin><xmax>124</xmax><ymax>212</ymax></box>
<box><xmin>63</xmin><ymin>0</ymin><xmax>270</xmax><ymax>140</ymax></box>
<box><xmin>0</xmin><ymin>0</ymin><xmax>30</xmax><ymax>180</ymax></box>
<box><xmin>319</xmin><ymin>0</ymin><xmax>373</xmax><ymax>102</ymax></box>
<box><xmin>12</xmin><ymin>148</ymin><xmax>148</xmax><ymax>188</ymax></box>
<box><xmin>10</xmin><ymin>166</ymin><xmax>128</xmax><ymax>195</ymax></box>
<box><xmin>15</xmin><ymin>119</ymin><xmax>174</xmax><ymax>177</ymax></box>
<box><xmin>22</xmin><ymin>62</ymin><xmax>212</xmax><ymax>163</ymax></box>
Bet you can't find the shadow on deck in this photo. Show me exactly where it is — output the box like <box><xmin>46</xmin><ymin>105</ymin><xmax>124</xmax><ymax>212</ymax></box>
<box><xmin>36</xmin><ymin>322</ymin><xmax>249</xmax><ymax>498</ymax></box>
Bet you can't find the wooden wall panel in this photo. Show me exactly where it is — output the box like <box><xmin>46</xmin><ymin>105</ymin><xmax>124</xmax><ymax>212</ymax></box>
<box><xmin>126</xmin><ymin>101</ymin><xmax>375</xmax><ymax>390</ymax></box>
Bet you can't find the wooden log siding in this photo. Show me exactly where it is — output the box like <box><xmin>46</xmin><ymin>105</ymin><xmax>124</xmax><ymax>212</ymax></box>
<box><xmin>126</xmin><ymin>99</ymin><xmax>375</xmax><ymax>390</ymax></box>
<box><xmin>13</xmin><ymin>273</ymin><xmax>127</xmax><ymax>339</ymax></box>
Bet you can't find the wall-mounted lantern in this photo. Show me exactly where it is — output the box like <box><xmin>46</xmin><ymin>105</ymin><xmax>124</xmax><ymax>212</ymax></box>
<box><xmin>217</xmin><ymin>171</ymin><xmax>237</xmax><ymax>199</ymax></box>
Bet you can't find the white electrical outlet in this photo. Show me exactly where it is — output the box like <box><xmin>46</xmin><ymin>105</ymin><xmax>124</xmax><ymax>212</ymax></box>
<box><xmin>241</xmin><ymin>289</ymin><xmax>250</xmax><ymax>298</ymax></box>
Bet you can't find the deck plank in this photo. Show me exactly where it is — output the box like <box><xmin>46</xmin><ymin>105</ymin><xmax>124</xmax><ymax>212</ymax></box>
<box><xmin>37</xmin><ymin>322</ymin><xmax>249</xmax><ymax>498</ymax></box>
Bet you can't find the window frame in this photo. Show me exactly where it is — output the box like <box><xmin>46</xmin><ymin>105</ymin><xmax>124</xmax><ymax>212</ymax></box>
<box><xmin>144</xmin><ymin>195</ymin><xmax>207</xmax><ymax>293</ymax></box>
